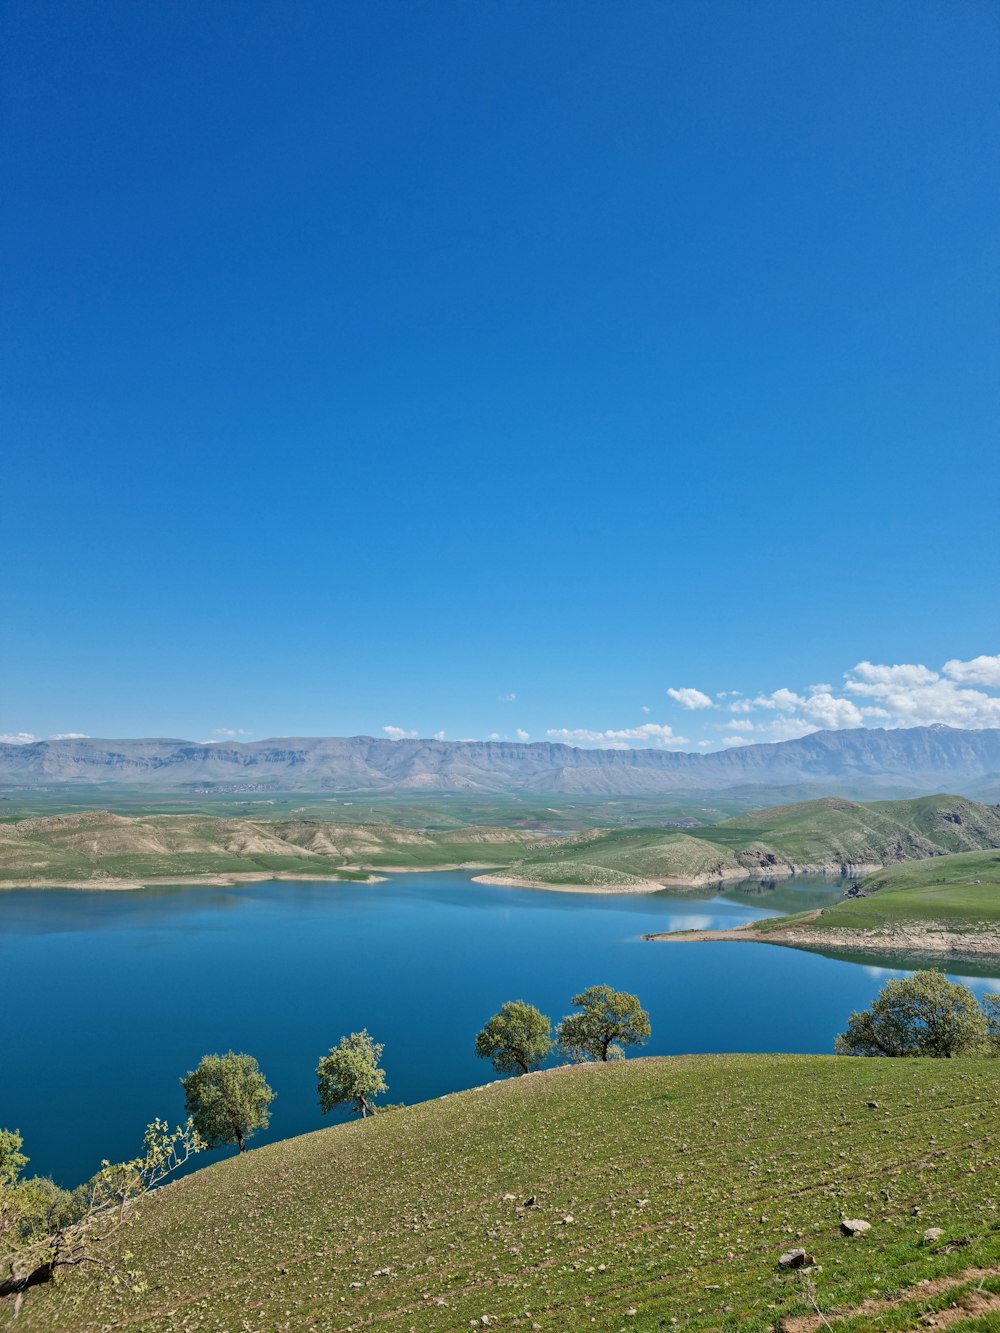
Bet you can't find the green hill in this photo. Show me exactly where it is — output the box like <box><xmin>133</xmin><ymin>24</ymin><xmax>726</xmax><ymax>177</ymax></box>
<box><xmin>486</xmin><ymin>794</ymin><xmax>1000</xmax><ymax>889</ymax></box>
<box><xmin>651</xmin><ymin>850</ymin><xmax>1000</xmax><ymax>959</ymax></box>
<box><xmin>0</xmin><ymin>811</ymin><xmax>541</xmax><ymax>887</ymax></box>
<box><xmin>11</xmin><ymin>1056</ymin><xmax>1000</xmax><ymax>1332</ymax></box>
<box><xmin>5</xmin><ymin>796</ymin><xmax>1000</xmax><ymax>894</ymax></box>
<box><xmin>755</xmin><ymin>849</ymin><xmax>1000</xmax><ymax>937</ymax></box>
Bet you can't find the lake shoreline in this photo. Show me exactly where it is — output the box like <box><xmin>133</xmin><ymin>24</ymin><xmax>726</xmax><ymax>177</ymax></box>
<box><xmin>0</xmin><ymin>862</ymin><xmax>524</xmax><ymax>892</ymax></box>
<box><xmin>647</xmin><ymin>916</ymin><xmax>1000</xmax><ymax>958</ymax></box>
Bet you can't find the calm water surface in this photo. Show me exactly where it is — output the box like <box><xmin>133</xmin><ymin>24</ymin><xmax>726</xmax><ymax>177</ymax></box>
<box><xmin>2</xmin><ymin>872</ymin><xmax>998</xmax><ymax>1186</ymax></box>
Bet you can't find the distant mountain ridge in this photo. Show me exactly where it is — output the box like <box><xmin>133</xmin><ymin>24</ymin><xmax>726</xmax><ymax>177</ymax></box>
<box><xmin>2</xmin><ymin>726</ymin><xmax>999</xmax><ymax>797</ymax></box>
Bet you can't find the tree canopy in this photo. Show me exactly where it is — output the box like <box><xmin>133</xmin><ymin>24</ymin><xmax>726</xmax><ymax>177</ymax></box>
<box><xmin>835</xmin><ymin>971</ymin><xmax>989</xmax><ymax>1058</ymax></box>
<box><xmin>180</xmin><ymin>1052</ymin><xmax>275</xmax><ymax>1152</ymax></box>
<box><xmin>556</xmin><ymin>985</ymin><xmax>650</xmax><ymax>1062</ymax></box>
<box><xmin>474</xmin><ymin>1001</ymin><xmax>553</xmax><ymax>1076</ymax></box>
<box><xmin>317</xmin><ymin>1030</ymin><xmax>388</xmax><ymax>1118</ymax></box>
<box><xmin>1</xmin><ymin>1119</ymin><xmax>202</xmax><ymax>1304</ymax></box>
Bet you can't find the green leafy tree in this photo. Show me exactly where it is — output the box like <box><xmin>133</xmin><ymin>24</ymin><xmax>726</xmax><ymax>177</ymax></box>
<box><xmin>181</xmin><ymin>1052</ymin><xmax>275</xmax><ymax>1152</ymax></box>
<box><xmin>556</xmin><ymin>984</ymin><xmax>651</xmax><ymax>1062</ymax></box>
<box><xmin>835</xmin><ymin>970</ymin><xmax>989</xmax><ymax>1058</ymax></box>
<box><xmin>474</xmin><ymin>1001</ymin><xmax>553</xmax><ymax>1076</ymax></box>
<box><xmin>1</xmin><ymin>1119</ymin><xmax>202</xmax><ymax>1304</ymax></box>
<box><xmin>317</xmin><ymin>1030</ymin><xmax>387</xmax><ymax>1118</ymax></box>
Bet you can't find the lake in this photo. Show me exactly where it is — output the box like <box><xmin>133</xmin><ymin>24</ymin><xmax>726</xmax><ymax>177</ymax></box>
<box><xmin>2</xmin><ymin>871</ymin><xmax>998</xmax><ymax>1187</ymax></box>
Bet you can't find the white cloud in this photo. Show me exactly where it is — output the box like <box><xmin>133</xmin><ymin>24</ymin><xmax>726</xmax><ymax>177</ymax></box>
<box><xmin>722</xmin><ymin>735</ymin><xmax>751</xmax><ymax>747</ymax></box>
<box><xmin>0</xmin><ymin>732</ymin><xmax>36</xmax><ymax>745</ymax></box>
<box><xmin>684</xmin><ymin>652</ymin><xmax>1000</xmax><ymax>744</ymax></box>
<box><xmin>383</xmin><ymin>725</ymin><xmax>418</xmax><ymax>740</ymax></box>
<box><xmin>641</xmin><ymin>704</ymin><xmax>651</xmax><ymax>713</ymax></box>
<box><xmin>211</xmin><ymin>727</ymin><xmax>252</xmax><ymax>738</ymax></box>
<box><xmin>48</xmin><ymin>732</ymin><xmax>90</xmax><ymax>740</ymax></box>
<box><xmin>768</xmin><ymin>717</ymin><xmax>820</xmax><ymax>741</ymax></box>
<box><xmin>498</xmin><ymin>692</ymin><xmax>517</xmax><ymax>703</ymax></box>
<box><xmin>666</xmin><ymin>687</ymin><xmax>714</xmax><ymax>710</ymax></box>
<box><xmin>845</xmin><ymin>661</ymin><xmax>940</xmax><ymax>690</ymax></box>
<box><xmin>800</xmin><ymin>692</ymin><xmax>864</xmax><ymax>729</ymax></box>
<box><xmin>842</xmin><ymin>660</ymin><xmax>1000</xmax><ymax>728</ymax></box>
<box><xmin>515</xmin><ymin>728</ymin><xmax>530</xmax><ymax>741</ymax></box>
<box><xmin>486</xmin><ymin>732</ymin><xmax>504</xmax><ymax>741</ymax></box>
<box><xmin>433</xmin><ymin>730</ymin><xmax>446</xmax><ymax>741</ymax></box>
<box><xmin>697</xmin><ymin>739</ymin><xmax>712</xmax><ymax>748</ymax></box>
<box><xmin>765</xmin><ymin>688</ymin><xmax>807</xmax><ymax>711</ymax></box>
<box><xmin>547</xmin><ymin>723</ymin><xmax>689</xmax><ymax>748</ymax></box>
<box><xmin>943</xmin><ymin>653</ymin><xmax>1000</xmax><ymax>687</ymax></box>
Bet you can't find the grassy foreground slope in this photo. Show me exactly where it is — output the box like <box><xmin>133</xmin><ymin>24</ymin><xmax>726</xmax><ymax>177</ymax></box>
<box><xmin>12</xmin><ymin>1056</ymin><xmax>1000</xmax><ymax>1332</ymax></box>
<box><xmin>486</xmin><ymin>795</ymin><xmax>1000</xmax><ymax>889</ymax></box>
<box><xmin>0</xmin><ymin>812</ymin><xmax>541</xmax><ymax>887</ymax></box>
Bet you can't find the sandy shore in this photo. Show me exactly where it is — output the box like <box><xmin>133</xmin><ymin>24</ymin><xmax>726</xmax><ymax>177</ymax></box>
<box><xmin>647</xmin><ymin>915</ymin><xmax>1000</xmax><ymax>957</ymax></box>
<box><xmin>472</xmin><ymin>872</ymin><xmax>669</xmax><ymax>895</ymax></box>
<box><xmin>0</xmin><ymin>871</ymin><xmax>389</xmax><ymax>892</ymax></box>
<box><xmin>0</xmin><ymin>861</ymin><xmax>517</xmax><ymax>892</ymax></box>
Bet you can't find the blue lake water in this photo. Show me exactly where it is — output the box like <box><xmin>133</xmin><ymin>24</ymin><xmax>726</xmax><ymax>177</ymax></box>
<box><xmin>2</xmin><ymin>872</ymin><xmax>998</xmax><ymax>1187</ymax></box>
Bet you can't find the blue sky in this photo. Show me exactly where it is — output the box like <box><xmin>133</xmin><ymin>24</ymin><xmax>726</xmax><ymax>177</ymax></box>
<box><xmin>2</xmin><ymin>1</ymin><xmax>998</xmax><ymax>752</ymax></box>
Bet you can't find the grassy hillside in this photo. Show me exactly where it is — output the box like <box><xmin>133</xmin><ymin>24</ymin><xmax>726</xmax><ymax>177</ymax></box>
<box><xmin>11</xmin><ymin>1056</ymin><xmax>1000</xmax><ymax>1332</ymax></box>
<box><xmin>5</xmin><ymin>796</ymin><xmax>1000</xmax><ymax>891</ymax></box>
<box><xmin>490</xmin><ymin>794</ymin><xmax>1000</xmax><ymax>888</ymax></box>
<box><xmin>0</xmin><ymin>811</ymin><xmax>541</xmax><ymax>886</ymax></box>
<box><xmin>647</xmin><ymin>850</ymin><xmax>1000</xmax><ymax>959</ymax></box>
<box><xmin>749</xmin><ymin>850</ymin><xmax>1000</xmax><ymax>937</ymax></box>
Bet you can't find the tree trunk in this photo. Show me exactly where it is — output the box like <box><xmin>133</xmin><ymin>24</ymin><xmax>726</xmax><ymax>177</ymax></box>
<box><xmin>0</xmin><ymin>1261</ymin><xmax>54</xmax><ymax>1298</ymax></box>
<box><xmin>236</xmin><ymin>1129</ymin><xmax>246</xmax><ymax>1152</ymax></box>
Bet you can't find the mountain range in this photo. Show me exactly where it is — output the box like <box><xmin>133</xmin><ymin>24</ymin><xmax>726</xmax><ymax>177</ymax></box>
<box><xmin>2</xmin><ymin>726</ymin><xmax>999</xmax><ymax>798</ymax></box>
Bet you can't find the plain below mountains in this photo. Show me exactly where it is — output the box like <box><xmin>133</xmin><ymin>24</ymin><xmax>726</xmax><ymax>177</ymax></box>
<box><xmin>3</xmin><ymin>793</ymin><xmax>1000</xmax><ymax>890</ymax></box>
<box><xmin>2</xmin><ymin>726</ymin><xmax>1000</xmax><ymax>798</ymax></box>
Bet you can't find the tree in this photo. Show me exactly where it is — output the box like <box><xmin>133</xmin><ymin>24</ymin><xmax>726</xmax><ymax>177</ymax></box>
<box><xmin>556</xmin><ymin>985</ymin><xmax>650</xmax><ymax>1062</ymax></box>
<box><xmin>1</xmin><ymin>1119</ymin><xmax>203</xmax><ymax>1307</ymax></box>
<box><xmin>474</xmin><ymin>1001</ymin><xmax>553</xmax><ymax>1076</ymax></box>
<box><xmin>317</xmin><ymin>1030</ymin><xmax>387</xmax><ymax>1118</ymax></box>
<box><xmin>835</xmin><ymin>970</ymin><xmax>989</xmax><ymax>1058</ymax></box>
<box><xmin>180</xmin><ymin>1052</ymin><xmax>275</xmax><ymax>1152</ymax></box>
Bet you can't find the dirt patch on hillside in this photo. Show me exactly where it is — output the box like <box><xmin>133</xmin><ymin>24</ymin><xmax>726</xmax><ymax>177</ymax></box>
<box><xmin>780</xmin><ymin>1266</ymin><xmax>1000</xmax><ymax>1332</ymax></box>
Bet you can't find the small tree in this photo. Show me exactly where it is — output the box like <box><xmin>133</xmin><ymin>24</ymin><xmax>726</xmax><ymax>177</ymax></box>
<box><xmin>1</xmin><ymin>1119</ymin><xmax>203</xmax><ymax>1306</ymax></box>
<box><xmin>181</xmin><ymin>1052</ymin><xmax>275</xmax><ymax>1152</ymax></box>
<box><xmin>556</xmin><ymin>984</ymin><xmax>650</xmax><ymax>1062</ymax></box>
<box><xmin>835</xmin><ymin>970</ymin><xmax>989</xmax><ymax>1058</ymax></box>
<box><xmin>317</xmin><ymin>1030</ymin><xmax>387</xmax><ymax>1118</ymax></box>
<box><xmin>475</xmin><ymin>1001</ymin><xmax>553</xmax><ymax>1076</ymax></box>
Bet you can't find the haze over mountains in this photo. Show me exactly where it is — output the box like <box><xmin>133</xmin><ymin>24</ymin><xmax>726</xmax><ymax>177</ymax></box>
<box><xmin>2</xmin><ymin>726</ymin><xmax>999</xmax><ymax>799</ymax></box>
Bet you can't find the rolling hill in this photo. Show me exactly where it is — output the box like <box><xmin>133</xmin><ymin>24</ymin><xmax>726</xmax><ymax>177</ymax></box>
<box><xmin>4</xmin><ymin>795</ymin><xmax>1000</xmax><ymax>891</ymax></box>
<box><xmin>10</xmin><ymin>1056</ymin><xmax>1000</xmax><ymax>1332</ymax></box>
<box><xmin>479</xmin><ymin>794</ymin><xmax>1000</xmax><ymax>889</ymax></box>
<box><xmin>0</xmin><ymin>812</ymin><xmax>541</xmax><ymax>887</ymax></box>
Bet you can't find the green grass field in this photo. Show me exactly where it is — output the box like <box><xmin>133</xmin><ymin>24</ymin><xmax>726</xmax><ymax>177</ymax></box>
<box><xmin>11</xmin><ymin>1055</ymin><xmax>1000</xmax><ymax>1332</ymax></box>
<box><xmin>0</xmin><ymin>788</ymin><xmax>741</xmax><ymax>830</ymax></box>
<box><xmin>742</xmin><ymin>850</ymin><xmax>1000</xmax><ymax>940</ymax></box>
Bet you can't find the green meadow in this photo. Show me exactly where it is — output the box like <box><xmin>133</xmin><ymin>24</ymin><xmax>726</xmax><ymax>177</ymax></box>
<box><xmin>12</xmin><ymin>1055</ymin><xmax>1000</xmax><ymax>1332</ymax></box>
